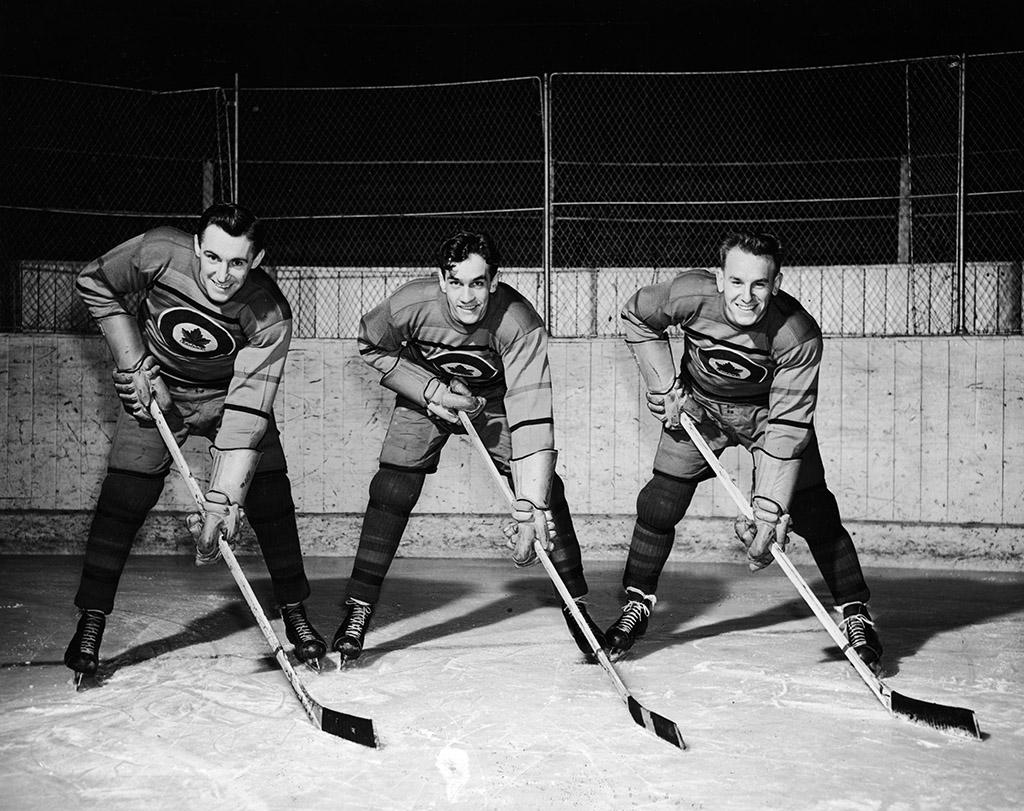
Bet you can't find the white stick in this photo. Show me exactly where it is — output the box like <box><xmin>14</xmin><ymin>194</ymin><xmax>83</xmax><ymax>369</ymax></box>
<box><xmin>674</xmin><ymin>410</ymin><xmax>892</xmax><ymax>710</ymax></box>
<box><xmin>458</xmin><ymin>411</ymin><xmax>686</xmax><ymax>748</ymax></box>
<box><xmin>148</xmin><ymin>402</ymin><xmax>331</xmax><ymax>731</ymax></box>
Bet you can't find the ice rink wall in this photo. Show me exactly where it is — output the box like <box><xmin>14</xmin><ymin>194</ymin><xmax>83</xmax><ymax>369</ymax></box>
<box><xmin>1</xmin><ymin>333</ymin><xmax>1021</xmax><ymax>569</ymax></box>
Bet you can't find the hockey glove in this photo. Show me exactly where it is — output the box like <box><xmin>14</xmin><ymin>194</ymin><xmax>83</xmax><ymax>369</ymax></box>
<box><xmin>187</xmin><ymin>447</ymin><xmax>261</xmax><ymax>566</ymax></box>
<box><xmin>645</xmin><ymin>383</ymin><xmax>705</xmax><ymax>431</ymax></box>
<box><xmin>111</xmin><ymin>355</ymin><xmax>173</xmax><ymax>424</ymax></box>
<box><xmin>506</xmin><ymin>498</ymin><xmax>555</xmax><ymax>567</ymax></box>
<box><xmin>734</xmin><ymin>496</ymin><xmax>790</xmax><ymax>572</ymax></box>
<box><xmin>424</xmin><ymin>377</ymin><xmax>486</xmax><ymax>424</ymax></box>
<box><xmin>188</xmin><ymin>491</ymin><xmax>242</xmax><ymax>565</ymax></box>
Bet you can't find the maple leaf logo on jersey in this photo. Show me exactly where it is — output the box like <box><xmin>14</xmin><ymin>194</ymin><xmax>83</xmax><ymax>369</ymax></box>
<box><xmin>157</xmin><ymin>307</ymin><xmax>236</xmax><ymax>358</ymax></box>
<box><xmin>695</xmin><ymin>345</ymin><xmax>769</xmax><ymax>384</ymax></box>
<box><xmin>424</xmin><ymin>350</ymin><xmax>500</xmax><ymax>383</ymax></box>
<box><xmin>180</xmin><ymin>327</ymin><xmax>211</xmax><ymax>350</ymax></box>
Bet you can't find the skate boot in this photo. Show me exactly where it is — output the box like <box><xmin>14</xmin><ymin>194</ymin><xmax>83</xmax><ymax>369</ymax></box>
<box><xmin>281</xmin><ymin>602</ymin><xmax>327</xmax><ymax>671</ymax></box>
<box><xmin>332</xmin><ymin>598</ymin><xmax>374</xmax><ymax>663</ymax></box>
<box><xmin>605</xmin><ymin>587</ymin><xmax>656</xmax><ymax>654</ymax></box>
<box><xmin>64</xmin><ymin>609</ymin><xmax>106</xmax><ymax>680</ymax></box>
<box><xmin>839</xmin><ymin>602</ymin><xmax>883</xmax><ymax>673</ymax></box>
<box><xmin>561</xmin><ymin>598</ymin><xmax>607</xmax><ymax>662</ymax></box>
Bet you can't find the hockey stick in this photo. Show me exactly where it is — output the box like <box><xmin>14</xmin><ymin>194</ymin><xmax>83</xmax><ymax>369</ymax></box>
<box><xmin>458</xmin><ymin>411</ymin><xmax>686</xmax><ymax>749</ymax></box>
<box><xmin>149</xmin><ymin>401</ymin><xmax>378</xmax><ymax>747</ymax></box>
<box><xmin>675</xmin><ymin>410</ymin><xmax>981</xmax><ymax>739</ymax></box>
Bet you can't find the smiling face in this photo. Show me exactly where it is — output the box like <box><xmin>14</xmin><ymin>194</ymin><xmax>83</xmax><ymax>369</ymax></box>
<box><xmin>438</xmin><ymin>253</ymin><xmax>497</xmax><ymax>325</ymax></box>
<box><xmin>194</xmin><ymin>224</ymin><xmax>265</xmax><ymax>304</ymax></box>
<box><xmin>715</xmin><ymin>246</ymin><xmax>782</xmax><ymax>328</ymax></box>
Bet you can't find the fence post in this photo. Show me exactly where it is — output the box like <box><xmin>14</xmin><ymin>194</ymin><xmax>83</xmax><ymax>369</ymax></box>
<box><xmin>898</xmin><ymin>63</ymin><xmax>913</xmax><ymax>265</ymax></box>
<box><xmin>233</xmin><ymin>73</ymin><xmax>240</xmax><ymax>203</ymax></box>
<box><xmin>543</xmin><ymin>74</ymin><xmax>553</xmax><ymax>325</ymax></box>
<box><xmin>955</xmin><ymin>54</ymin><xmax>967</xmax><ymax>334</ymax></box>
<box><xmin>202</xmin><ymin>159</ymin><xmax>214</xmax><ymax>210</ymax></box>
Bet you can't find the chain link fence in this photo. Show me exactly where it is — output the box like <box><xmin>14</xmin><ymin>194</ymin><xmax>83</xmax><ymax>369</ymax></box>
<box><xmin>237</xmin><ymin>79</ymin><xmax>545</xmax><ymax>336</ymax></box>
<box><xmin>2</xmin><ymin>55</ymin><xmax>1020</xmax><ymax>338</ymax></box>
<box><xmin>548</xmin><ymin>55</ymin><xmax>1022</xmax><ymax>336</ymax></box>
<box><xmin>1</xmin><ymin>75</ymin><xmax>233</xmax><ymax>332</ymax></box>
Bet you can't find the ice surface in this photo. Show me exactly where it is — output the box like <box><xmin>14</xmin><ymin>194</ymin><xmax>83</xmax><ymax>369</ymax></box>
<box><xmin>1</xmin><ymin>555</ymin><xmax>1022</xmax><ymax>810</ymax></box>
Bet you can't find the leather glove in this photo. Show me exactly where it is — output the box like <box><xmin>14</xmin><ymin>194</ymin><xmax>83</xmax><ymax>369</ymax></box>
<box><xmin>187</xmin><ymin>490</ymin><xmax>242</xmax><ymax>566</ymax></box>
<box><xmin>645</xmin><ymin>382</ymin><xmax>705</xmax><ymax>430</ymax></box>
<box><xmin>111</xmin><ymin>355</ymin><xmax>173</xmax><ymax>424</ymax></box>
<box><xmin>734</xmin><ymin>496</ymin><xmax>790</xmax><ymax>572</ymax></box>
<box><xmin>425</xmin><ymin>377</ymin><xmax>487</xmax><ymax>424</ymax></box>
<box><xmin>505</xmin><ymin>498</ymin><xmax>555</xmax><ymax>567</ymax></box>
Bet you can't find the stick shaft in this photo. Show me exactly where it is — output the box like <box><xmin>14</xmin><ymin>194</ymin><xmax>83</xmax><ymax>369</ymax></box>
<box><xmin>457</xmin><ymin>412</ymin><xmax>631</xmax><ymax>701</ymax></box>
<box><xmin>149</xmin><ymin>401</ymin><xmax>323</xmax><ymax>728</ymax></box>
<box><xmin>674</xmin><ymin>411</ymin><xmax>890</xmax><ymax>710</ymax></box>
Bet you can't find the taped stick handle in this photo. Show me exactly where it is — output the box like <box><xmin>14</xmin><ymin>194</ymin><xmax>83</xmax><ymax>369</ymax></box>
<box><xmin>674</xmin><ymin>410</ymin><xmax>891</xmax><ymax>709</ymax></box>
<box><xmin>457</xmin><ymin>411</ymin><xmax>631</xmax><ymax>701</ymax></box>
<box><xmin>148</xmin><ymin>401</ymin><xmax>324</xmax><ymax>728</ymax></box>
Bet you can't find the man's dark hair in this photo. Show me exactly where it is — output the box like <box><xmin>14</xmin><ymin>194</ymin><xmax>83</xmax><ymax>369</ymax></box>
<box><xmin>719</xmin><ymin>230</ymin><xmax>783</xmax><ymax>274</ymax></box>
<box><xmin>198</xmin><ymin>202</ymin><xmax>264</xmax><ymax>253</ymax></box>
<box><xmin>437</xmin><ymin>231</ymin><xmax>501</xmax><ymax>276</ymax></box>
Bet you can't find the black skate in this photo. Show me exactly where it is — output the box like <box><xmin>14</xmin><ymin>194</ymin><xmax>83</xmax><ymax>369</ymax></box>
<box><xmin>281</xmin><ymin>602</ymin><xmax>327</xmax><ymax>672</ymax></box>
<box><xmin>332</xmin><ymin>598</ymin><xmax>374</xmax><ymax>664</ymax></box>
<box><xmin>561</xmin><ymin>599</ymin><xmax>606</xmax><ymax>663</ymax></box>
<box><xmin>64</xmin><ymin>609</ymin><xmax>106</xmax><ymax>689</ymax></box>
<box><xmin>605</xmin><ymin>587</ymin><xmax>655</xmax><ymax>654</ymax></box>
<box><xmin>840</xmin><ymin>602</ymin><xmax>883</xmax><ymax>673</ymax></box>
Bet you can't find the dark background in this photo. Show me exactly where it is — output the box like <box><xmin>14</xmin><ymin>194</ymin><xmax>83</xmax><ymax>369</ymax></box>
<box><xmin>2</xmin><ymin>1</ymin><xmax>1019</xmax><ymax>89</ymax></box>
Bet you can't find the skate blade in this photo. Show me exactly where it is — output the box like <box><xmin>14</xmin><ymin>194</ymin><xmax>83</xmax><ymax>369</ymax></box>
<box><xmin>71</xmin><ymin>671</ymin><xmax>101</xmax><ymax>691</ymax></box>
<box><xmin>302</xmin><ymin>658</ymin><xmax>323</xmax><ymax>675</ymax></box>
<box><xmin>335</xmin><ymin>653</ymin><xmax>361</xmax><ymax>671</ymax></box>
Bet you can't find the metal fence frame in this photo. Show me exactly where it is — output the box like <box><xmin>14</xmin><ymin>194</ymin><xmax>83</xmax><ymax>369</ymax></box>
<box><xmin>1</xmin><ymin>52</ymin><xmax>1021</xmax><ymax>338</ymax></box>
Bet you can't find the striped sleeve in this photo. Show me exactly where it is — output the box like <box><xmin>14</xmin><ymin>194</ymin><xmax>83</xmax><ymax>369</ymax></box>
<box><xmin>502</xmin><ymin>324</ymin><xmax>555</xmax><ymax>459</ymax></box>
<box><xmin>357</xmin><ymin>298</ymin><xmax>436</xmax><ymax>404</ymax></box>
<box><xmin>75</xmin><ymin>234</ymin><xmax>154</xmax><ymax>320</ymax></box>
<box><xmin>215</xmin><ymin>314</ymin><xmax>292</xmax><ymax>450</ymax></box>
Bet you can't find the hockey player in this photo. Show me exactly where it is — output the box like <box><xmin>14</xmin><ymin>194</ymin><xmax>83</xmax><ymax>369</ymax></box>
<box><xmin>608</xmin><ymin>230</ymin><xmax>883</xmax><ymax>672</ymax></box>
<box><xmin>332</xmin><ymin>230</ymin><xmax>605</xmax><ymax>662</ymax></box>
<box><xmin>64</xmin><ymin>203</ymin><xmax>326</xmax><ymax>681</ymax></box>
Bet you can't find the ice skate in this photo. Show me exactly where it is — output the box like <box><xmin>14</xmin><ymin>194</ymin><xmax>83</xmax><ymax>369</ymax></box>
<box><xmin>561</xmin><ymin>598</ymin><xmax>606</xmax><ymax>663</ymax></box>
<box><xmin>839</xmin><ymin>602</ymin><xmax>883</xmax><ymax>673</ymax></box>
<box><xmin>605</xmin><ymin>587</ymin><xmax>655</xmax><ymax>654</ymax></box>
<box><xmin>332</xmin><ymin>598</ymin><xmax>374</xmax><ymax>665</ymax></box>
<box><xmin>64</xmin><ymin>609</ymin><xmax>106</xmax><ymax>689</ymax></box>
<box><xmin>281</xmin><ymin>602</ymin><xmax>327</xmax><ymax>672</ymax></box>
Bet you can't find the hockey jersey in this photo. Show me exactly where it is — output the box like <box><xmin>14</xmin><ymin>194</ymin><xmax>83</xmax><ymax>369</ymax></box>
<box><xmin>621</xmin><ymin>267</ymin><xmax>822</xmax><ymax>466</ymax></box>
<box><xmin>76</xmin><ymin>226</ymin><xmax>291</xmax><ymax>450</ymax></box>
<box><xmin>358</xmin><ymin>276</ymin><xmax>554</xmax><ymax>460</ymax></box>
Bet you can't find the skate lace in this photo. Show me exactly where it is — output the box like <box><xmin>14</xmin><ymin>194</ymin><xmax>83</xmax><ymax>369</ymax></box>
<box><xmin>343</xmin><ymin>602</ymin><xmax>373</xmax><ymax>636</ymax></box>
<box><xmin>282</xmin><ymin>603</ymin><xmax>318</xmax><ymax>643</ymax></box>
<box><xmin>840</xmin><ymin>613</ymin><xmax>874</xmax><ymax>650</ymax></box>
<box><xmin>612</xmin><ymin>599</ymin><xmax>650</xmax><ymax>633</ymax></box>
<box><xmin>79</xmin><ymin>612</ymin><xmax>104</xmax><ymax>655</ymax></box>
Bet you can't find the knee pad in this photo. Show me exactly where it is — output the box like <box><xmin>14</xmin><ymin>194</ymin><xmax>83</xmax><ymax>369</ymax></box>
<box><xmin>789</xmin><ymin>482</ymin><xmax>844</xmax><ymax>542</ymax></box>
<box><xmin>245</xmin><ymin>470</ymin><xmax>295</xmax><ymax>523</ymax></box>
<box><xmin>636</xmin><ymin>472</ymin><xmax>697</xmax><ymax>532</ymax></box>
<box><xmin>368</xmin><ymin>467</ymin><xmax>426</xmax><ymax>517</ymax></box>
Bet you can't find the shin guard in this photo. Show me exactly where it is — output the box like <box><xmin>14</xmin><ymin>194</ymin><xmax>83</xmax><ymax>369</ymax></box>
<box><xmin>245</xmin><ymin>470</ymin><xmax>311</xmax><ymax>606</ymax></box>
<box><xmin>623</xmin><ymin>472</ymin><xmax>697</xmax><ymax>595</ymax></box>
<box><xmin>346</xmin><ymin>467</ymin><xmax>426</xmax><ymax>604</ymax></box>
<box><xmin>546</xmin><ymin>474</ymin><xmax>589</xmax><ymax>599</ymax></box>
<box><xmin>74</xmin><ymin>470</ymin><xmax>165</xmax><ymax>613</ymax></box>
<box><xmin>789</xmin><ymin>483</ymin><xmax>871</xmax><ymax>605</ymax></box>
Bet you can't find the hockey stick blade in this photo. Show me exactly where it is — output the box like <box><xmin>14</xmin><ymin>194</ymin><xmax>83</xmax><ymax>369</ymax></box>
<box><xmin>149</xmin><ymin>401</ymin><xmax>379</xmax><ymax>747</ymax></box>
<box><xmin>889</xmin><ymin>690</ymin><xmax>981</xmax><ymax>739</ymax></box>
<box><xmin>627</xmin><ymin>695</ymin><xmax>687</xmax><ymax>749</ymax></box>
<box><xmin>458</xmin><ymin>412</ymin><xmax>686</xmax><ymax>750</ymax></box>
<box><xmin>319</xmin><ymin>705</ymin><xmax>379</xmax><ymax>747</ymax></box>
